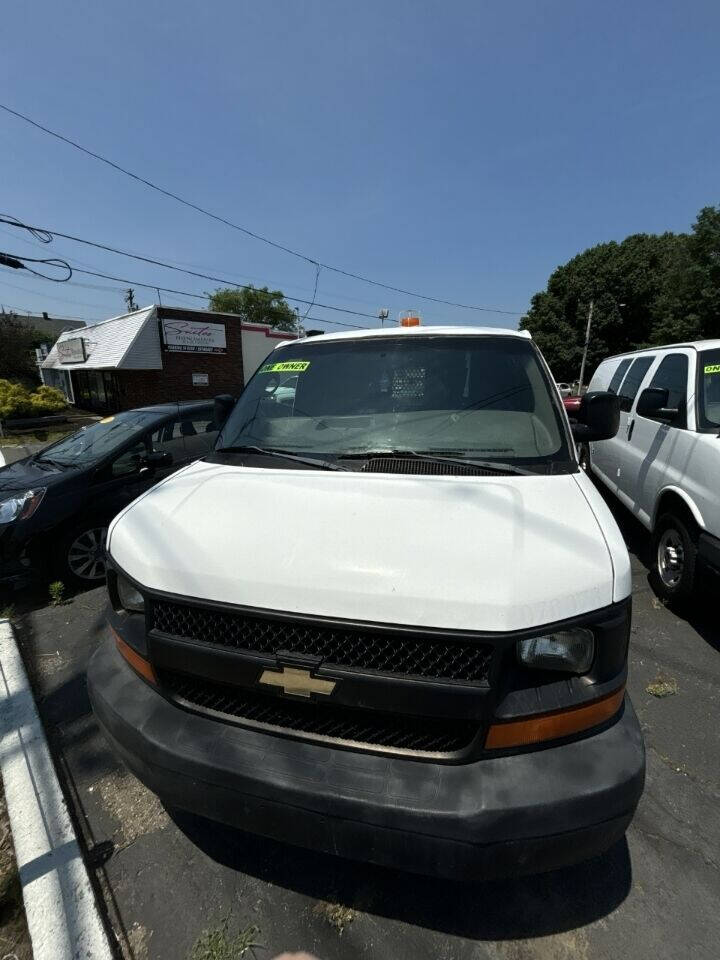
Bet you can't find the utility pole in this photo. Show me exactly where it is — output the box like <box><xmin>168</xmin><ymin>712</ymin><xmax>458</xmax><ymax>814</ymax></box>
<box><xmin>124</xmin><ymin>288</ymin><xmax>138</xmax><ymax>312</ymax></box>
<box><xmin>577</xmin><ymin>299</ymin><xmax>594</xmax><ymax>394</ymax></box>
<box><xmin>378</xmin><ymin>308</ymin><xmax>389</xmax><ymax>327</ymax></box>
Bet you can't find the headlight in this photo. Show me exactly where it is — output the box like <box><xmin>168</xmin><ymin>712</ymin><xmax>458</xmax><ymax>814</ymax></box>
<box><xmin>116</xmin><ymin>573</ymin><xmax>145</xmax><ymax>614</ymax></box>
<box><xmin>517</xmin><ymin>627</ymin><xmax>595</xmax><ymax>673</ymax></box>
<box><xmin>0</xmin><ymin>488</ymin><xmax>46</xmax><ymax>526</ymax></box>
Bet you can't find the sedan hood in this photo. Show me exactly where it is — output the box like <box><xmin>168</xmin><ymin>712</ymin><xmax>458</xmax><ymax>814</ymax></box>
<box><xmin>0</xmin><ymin>456</ymin><xmax>71</xmax><ymax>494</ymax></box>
<box><xmin>109</xmin><ymin>461</ymin><xmax>621</xmax><ymax>632</ymax></box>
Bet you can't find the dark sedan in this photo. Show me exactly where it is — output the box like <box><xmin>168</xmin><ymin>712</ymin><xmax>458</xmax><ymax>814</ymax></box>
<box><xmin>0</xmin><ymin>402</ymin><xmax>218</xmax><ymax>589</ymax></box>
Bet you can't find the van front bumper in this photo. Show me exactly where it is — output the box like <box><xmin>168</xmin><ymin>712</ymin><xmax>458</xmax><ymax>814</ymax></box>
<box><xmin>88</xmin><ymin>639</ymin><xmax>645</xmax><ymax>879</ymax></box>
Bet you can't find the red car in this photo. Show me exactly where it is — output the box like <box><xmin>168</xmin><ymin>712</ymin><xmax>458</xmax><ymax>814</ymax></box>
<box><xmin>563</xmin><ymin>395</ymin><xmax>582</xmax><ymax>416</ymax></box>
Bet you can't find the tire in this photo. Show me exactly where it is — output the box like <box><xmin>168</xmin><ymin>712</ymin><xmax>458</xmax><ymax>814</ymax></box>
<box><xmin>652</xmin><ymin>513</ymin><xmax>698</xmax><ymax>602</ymax></box>
<box><xmin>57</xmin><ymin>524</ymin><xmax>109</xmax><ymax>587</ymax></box>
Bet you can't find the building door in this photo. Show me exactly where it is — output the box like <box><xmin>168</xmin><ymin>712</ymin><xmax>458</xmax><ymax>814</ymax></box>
<box><xmin>101</xmin><ymin>371</ymin><xmax>121</xmax><ymax>413</ymax></box>
<box><xmin>71</xmin><ymin>371</ymin><xmax>92</xmax><ymax>410</ymax></box>
<box><xmin>71</xmin><ymin>370</ymin><xmax>121</xmax><ymax>414</ymax></box>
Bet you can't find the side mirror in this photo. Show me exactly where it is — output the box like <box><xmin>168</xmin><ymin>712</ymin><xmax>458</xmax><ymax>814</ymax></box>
<box><xmin>214</xmin><ymin>394</ymin><xmax>235</xmax><ymax>428</ymax></box>
<box><xmin>636</xmin><ymin>387</ymin><xmax>679</xmax><ymax>423</ymax></box>
<box><xmin>141</xmin><ymin>450</ymin><xmax>173</xmax><ymax>472</ymax></box>
<box><xmin>571</xmin><ymin>391</ymin><xmax>621</xmax><ymax>442</ymax></box>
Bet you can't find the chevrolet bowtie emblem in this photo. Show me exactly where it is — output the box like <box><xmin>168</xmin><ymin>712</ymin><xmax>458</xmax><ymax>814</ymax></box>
<box><xmin>259</xmin><ymin>666</ymin><xmax>336</xmax><ymax>698</ymax></box>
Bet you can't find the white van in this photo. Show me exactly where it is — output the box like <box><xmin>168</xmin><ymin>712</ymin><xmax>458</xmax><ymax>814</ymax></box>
<box><xmin>585</xmin><ymin>340</ymin><xmax>720</xmax><ymax>599</ymax></box>
<box><xmin>89</xmin><ymin>326</ymin><xmax>645</xmax><ymax>879</ymax></box>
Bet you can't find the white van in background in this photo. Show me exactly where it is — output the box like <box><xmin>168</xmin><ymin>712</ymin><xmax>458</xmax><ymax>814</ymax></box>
<box><xmin>585</xmin><ymin>340</ymin><xmax>720</xmax><ymax>599</ymax></box>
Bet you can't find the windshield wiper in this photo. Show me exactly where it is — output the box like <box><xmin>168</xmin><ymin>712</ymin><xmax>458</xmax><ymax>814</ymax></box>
<box><xmin>339</xmin><ymin>450</ymin><xmax>535</xmax><ymax>476</ymax></box>
<box><xmin>34</xmin><ymin>455</ymin><xmax>69</xmax><ymax>469</ymax></box>
<box><xmin>215</xmin><ymin>444</ymin><xmax>347</xmax><ymax>472</ymax></box>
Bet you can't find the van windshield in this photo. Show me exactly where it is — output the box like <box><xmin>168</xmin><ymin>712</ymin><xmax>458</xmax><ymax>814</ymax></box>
<box><xmin>698</xmin><ymin>348</ymin><xmax>720</xmax><ymax>431</ymax></box>
<box><xmin>217</xmin><ymin>335</ymin><xmax>571</xmax><ymax>471</ymax></box>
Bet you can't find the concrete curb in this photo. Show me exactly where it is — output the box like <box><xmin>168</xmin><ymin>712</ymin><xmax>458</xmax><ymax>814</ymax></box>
<box><xmin>0</xmin><ymin>618</ymin><xmax>114</xmax><ymax>960</ymax></box>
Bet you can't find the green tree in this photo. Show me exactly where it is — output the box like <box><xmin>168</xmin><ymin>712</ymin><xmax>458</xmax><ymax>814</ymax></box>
<box><xmin>520</xmin><ymin>204</ymin><xmax>720</xmax><ymax>382</ymax></box>
<box><xmin>208</xmin><ymin>285</ymin><xmax>297</xmax><ymax>332</ymax></box>
<box><xmin>0</xmin><ymin>313</ymin><xmax>45</xmax><ymax>386</ymax></box>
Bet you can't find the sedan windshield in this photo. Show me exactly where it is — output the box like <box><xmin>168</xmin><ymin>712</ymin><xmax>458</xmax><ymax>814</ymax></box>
<box><xmin>36</xmin><ymin>410</ymin><xmax>160</xmax><ymax>466</ymax></box>
<box><xmin>698</xmin><ymin>348</ymin><xmax>720</xmax><ymax>430</ymax></box>
<box><xmin>217</xmin><ymin>335</ymin><xmax>571</xmax><ymax>470</ymax></box>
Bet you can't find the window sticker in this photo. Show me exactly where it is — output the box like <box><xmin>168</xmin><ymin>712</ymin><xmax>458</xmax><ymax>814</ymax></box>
<box><xmin>259</xmin><ymin>360</ymin><xmax>311</xmax><ymax>374</ymax></box>
<box><xmin>704</xmin><ymin>364</ymin><xmax>720</xmax><ymax>375</ymax></box>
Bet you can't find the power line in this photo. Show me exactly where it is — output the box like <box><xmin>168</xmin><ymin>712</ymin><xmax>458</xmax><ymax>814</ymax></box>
<box><xmin>0</xmin><ymin>215</ymin><xmax>379</xmax><ymax>320</ymax></box>
<box><xmin>0</xmin><ymin>275</ymin><xmax>115</xmax><ymax>311</ymax></box>
<box><xmin>71</xmin><ymin>267</ymin><xmax>368</xmax><ymax>328</ymax></box>
<box><xmin>0</xmin><ymin>249</ymin><xmax>72</xmax><ymax>281</ymax></box>
<box><xmin>0</xmin><ymin>223</ymin><xmax>389</xmax><ymax>308</ymax></box>
<box><xmin>299</xmin><ymin>263</ymin><xmax>321</xmax><ymax>323</ymax></box>
<box><xmin>1</xmin><ymin>265</ymin><xmax>370</xmax><ymax>330</ymax></box>
<box><xmin>0</xmin><ymin>102</ymin><xmax>522</xmax><ymax>316</ymax></box>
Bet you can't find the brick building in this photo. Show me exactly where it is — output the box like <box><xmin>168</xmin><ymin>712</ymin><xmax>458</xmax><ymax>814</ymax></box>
<box><xmin>40</xmin><ymin>305</ymin><xmax>296</xmax><ymax>414</ymax></box>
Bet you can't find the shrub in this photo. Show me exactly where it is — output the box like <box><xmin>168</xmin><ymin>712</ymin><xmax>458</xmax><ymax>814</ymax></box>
<box><xmin>0</xmin><ymin>380</ymin><xmax>67</xmax><ymax>420</ymax></box>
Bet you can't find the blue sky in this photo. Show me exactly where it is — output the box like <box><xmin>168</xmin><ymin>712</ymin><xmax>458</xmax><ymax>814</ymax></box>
<box><xmin>1</xmin><ymin>0</ymin><xmax>718</xmax><ymax>331</ymax></box>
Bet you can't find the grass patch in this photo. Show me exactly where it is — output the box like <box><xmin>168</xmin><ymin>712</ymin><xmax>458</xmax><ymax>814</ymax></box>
<box><xmin>646</xmin><ymin>675</ymin><xmax>678</xmax><ymax>698</ymax></box>
<box><xmin>48</xmin><ymin>581</ymin><xmax>66</xmax><ymax>606</ymax></box>
<box><xmin>0</xmin><ymin>605</ymin><xmax>15</xmax><ymax>622</ymax></box>
<box><xmin>188</xmin><ymin>920</ymin><xmax>262</xmax><ymax>960</ymax></box>
<box><xmin>313</xmin><ymin>900</ymin><xmax>355</xmax><ymax>935</ymax></box>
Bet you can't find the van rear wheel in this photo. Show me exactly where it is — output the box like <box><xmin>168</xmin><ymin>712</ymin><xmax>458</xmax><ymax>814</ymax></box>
<box><xmin>652</xmin><ymin>513</ymin><xmax>697</xmax><ymax>601</ymax></box>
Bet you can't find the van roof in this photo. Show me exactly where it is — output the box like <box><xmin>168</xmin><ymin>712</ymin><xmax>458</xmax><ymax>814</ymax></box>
<box><xmin>602</xmin><ymin>339</ymin><xmax>720</xmax><ymax>362</ymax></box>
<box><xmin>286</xmin><ymin>325</ymin><xmax>529</xmax><ymax>346</ymax></box>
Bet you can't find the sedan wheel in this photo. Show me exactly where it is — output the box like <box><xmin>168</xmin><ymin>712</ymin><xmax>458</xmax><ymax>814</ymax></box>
<box><xmin>67</xmin><ymin>527</ymin><xmax>108</xmax><ymax>581</ymax></box>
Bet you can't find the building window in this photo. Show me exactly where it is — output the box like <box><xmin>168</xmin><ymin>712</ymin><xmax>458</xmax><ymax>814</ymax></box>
<box><xmin>71</xmin><ymin>370</ymin><xmax>122</xmax><ymax>414</ymax></box>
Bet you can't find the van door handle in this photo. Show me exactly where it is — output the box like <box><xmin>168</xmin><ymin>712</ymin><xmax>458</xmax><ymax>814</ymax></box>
<box><xmin>627</xmin><ymin>418</ymin><xmax>635</xmax><ymax>441</ymax></box>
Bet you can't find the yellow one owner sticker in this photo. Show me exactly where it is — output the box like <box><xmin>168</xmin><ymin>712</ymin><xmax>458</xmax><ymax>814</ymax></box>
<box><xmin>704</xmin><ymin>364</ymin><xmax>720</xmax><ymax>375</ymax></box>
<box><xmin>259</xmin><ymin>360</ymin><xmax>310</xmax><ymax>374</ymax></box>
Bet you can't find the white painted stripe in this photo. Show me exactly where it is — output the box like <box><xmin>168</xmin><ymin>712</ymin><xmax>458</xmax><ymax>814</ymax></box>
<box><xmin>0</xmin><ymin>619</ymin><xmax>114</xmax><ymax>960</ymax></box>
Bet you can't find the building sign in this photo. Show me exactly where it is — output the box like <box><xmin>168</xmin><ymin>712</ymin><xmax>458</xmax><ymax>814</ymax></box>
<box><xmin>192</xmin><ymin>372</ymin><xmax>209</xmax><ymax>386</ymax></box>
<box><xmin>161</xmin><ymin>318</ymin><xmax>226</xmax><ymax>354</ymax></box>
<box><xmin>56</xmin><ymin>337</ymin><xmax>87</xmax><ymax>363</ymax></box>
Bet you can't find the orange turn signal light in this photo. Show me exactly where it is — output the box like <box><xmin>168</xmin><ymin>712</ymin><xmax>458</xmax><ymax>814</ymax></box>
<box><xmin>111</xmin><ymin>626</ymin><xmax>157</xmax><ymax>686</ymax></box>
<box><xmin>485</xmin><ymin>685</ymin><xmax>625</xmax><ymax>750</ymax></box>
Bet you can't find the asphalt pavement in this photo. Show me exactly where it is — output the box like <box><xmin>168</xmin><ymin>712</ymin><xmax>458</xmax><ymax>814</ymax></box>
<box><xmin>10</xmin><ymin>500</ymin><xmax>720</xmax><ymax>960</ymax></box>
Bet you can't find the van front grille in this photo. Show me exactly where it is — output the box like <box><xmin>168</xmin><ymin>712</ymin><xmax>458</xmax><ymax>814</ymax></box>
<box><xmin>151</xmin><ymin>600</ymin><xmax>493</xmax><ymax>684</ymax></box>
<box><xmin>159</xmin><ymin>670</ymin><xmax>479</xmax><ymax>756</ymax></box>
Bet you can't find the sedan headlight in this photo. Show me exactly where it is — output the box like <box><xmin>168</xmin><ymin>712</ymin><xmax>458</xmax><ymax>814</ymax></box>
<box><xmin>0</xmin><ymin>488</ymin><xmax>46</xmax><ymax>526</ymax></box>
<box><xmin>517</xmin><ymin>627</ymin><xmax>595</xmax><ymax>673</ymax></box>
<box><xmin>116</xmin><ymin>573</ymin><xmax>145</xmax><ymax>614</ymax></box>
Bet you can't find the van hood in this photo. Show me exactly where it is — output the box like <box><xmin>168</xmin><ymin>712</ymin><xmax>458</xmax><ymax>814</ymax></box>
<box><xmin>108</xmin><ymin>461</ymin><xmax>625</xmax><ymax>632</ymax></box>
